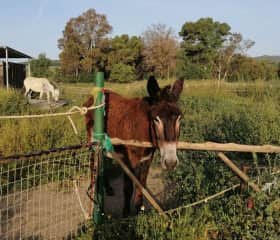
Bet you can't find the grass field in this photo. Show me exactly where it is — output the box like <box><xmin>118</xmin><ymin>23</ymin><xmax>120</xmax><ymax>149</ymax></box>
<box><xmin>0</xmin><ymin>79</ymin><xmax>280</xmax><ymax>239</ymax></box>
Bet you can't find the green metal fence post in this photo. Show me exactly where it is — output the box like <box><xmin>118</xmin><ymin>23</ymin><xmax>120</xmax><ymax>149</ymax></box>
<box><xmin>93</xmin><ymin>72</ymin><xmax>105</xmax><ymax>224</ymax></box>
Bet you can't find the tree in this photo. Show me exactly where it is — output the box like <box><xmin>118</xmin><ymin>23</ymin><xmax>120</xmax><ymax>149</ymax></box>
<box><xmin>142</xmin><ymin>24</ymin><xmax>178</xmax><ymax>78</ymax></box>
<box><xmin>215</xmin><ymin>33</ymin><xmax>254</xmax><ymax>82</ymax></box>
<box><xmin>179</xmin><ymin>18</ymin><xmax>231</xmax><ymax>79</ymax></box>
<box><xmin>107</xmin><ymin>34</ymin><xmax>144</xmax><ymax>81</ymax></box>
<box><xmin>30</xmin><ymin>53</ymin><xmax>51</xmax><ymax>77</ymax></box>
<box><xmin>110</xmin><ymin>63</ymin><xmax>136</xmax><ymax>83</ymax></box>
<box><xmin>58</xmin><ymin>8</ymin><xmax>112</xmax><ymax>78</ymax></box>
<box><xmin>228</xmin><ymin>55</ymin><xmax>278</xmax><ymax>81</ymax></box>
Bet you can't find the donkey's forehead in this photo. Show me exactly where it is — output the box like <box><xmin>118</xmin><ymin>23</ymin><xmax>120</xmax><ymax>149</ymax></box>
<box><xmin>150</xmin><ymin>102</ymin><xmax>181</xmax><ymax>118</ymax></box>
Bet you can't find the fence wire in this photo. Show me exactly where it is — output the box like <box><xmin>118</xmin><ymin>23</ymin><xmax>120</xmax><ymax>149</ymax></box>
<box><xmin>0</xmin><ymin>144</ymin><xmax>94</xmax><ymax>240</ymax></box>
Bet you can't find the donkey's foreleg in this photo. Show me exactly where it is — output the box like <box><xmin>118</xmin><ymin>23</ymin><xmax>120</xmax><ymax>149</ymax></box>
<box><xmin>123</xmin><ymin>173</ymin><xmax>133</xmax><ymax>217</ymax></box>
<box><xmin>133</xmin><ymin>168</ymin><xmax>148</xmax><ymax>213</ymax></box>
<box><xmin>133</xmin><ymin>155</ymin><xmax>153</xmax><ymax>214</ymax></box>
<box><xmin>133</xmin><ymin>169</ymin><xmax>144</xmax><ymax>213</ymax></box>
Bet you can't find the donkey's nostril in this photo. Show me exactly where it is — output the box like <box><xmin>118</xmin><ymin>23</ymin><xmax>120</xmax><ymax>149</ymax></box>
<box><xmin>164</xmin><ymin>160</ymin><xmax>177</xmax><ymax>170</ymax></box>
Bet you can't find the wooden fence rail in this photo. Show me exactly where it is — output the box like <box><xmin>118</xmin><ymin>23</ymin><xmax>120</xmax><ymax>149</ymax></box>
<box><xmin>218</xmin><ymin>153</ymin><xmax>261</xmax><ymax>192</ymax></box>
<box><xmin>110</xmin><ymin>138</ymin><xmax>280</xmax><ymax>153</ymax></box>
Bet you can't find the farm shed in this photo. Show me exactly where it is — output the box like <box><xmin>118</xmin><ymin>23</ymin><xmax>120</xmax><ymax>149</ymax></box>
<box><xmin>0</xmin><ymin>46</ymin><xmax>32</xmax><ymax>89</ymax></box>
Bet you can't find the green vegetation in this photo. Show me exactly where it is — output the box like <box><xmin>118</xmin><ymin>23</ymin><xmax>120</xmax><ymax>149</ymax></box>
<box><xmin>75</xmin><ymin>81</ymin><xmax>280</xmax><ymax>239</ymax></box>
<box><xmin>30</xmin><ymin>53</ymin><xmax>52</xmax><ymax>78</ymax></box>
<box><xmin>0</xmin><ymin>88</ymin><xmax>86</xmax><ymax>155</ymax></box>
<box><xmin>77</xmin><ymin>190</ymin><xmax>280</xmax><ymax>239</ymax></box>
<box><xmin>255</xmin><ymin>55</ymin><xmax>280</xmax><ymax>63</ymax></box>
<box><xmin>110</xmin><ymin>63</ymin><xmax>137</xmax><ymax>83</ymax></box>
<box><xmin>178</xmin><ymin>17</ymin><xmax>231</xmax><ymax>80</ymax></box>
<box><xmin>106</xmin><ymin>34</ymin><xmax>143</xmax><ymax>82</ymax></box>
<box><xmin>87</xmin><ymin>80</ymin><xmax>280</xmax><ymax>240</ymax></box>
<box><xmin>0</xmin><ymin>80</ymin><xmax>279</xmax><ymax>239</ymax></box>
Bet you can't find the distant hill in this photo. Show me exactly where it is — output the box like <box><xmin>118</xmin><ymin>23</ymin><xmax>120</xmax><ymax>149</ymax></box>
<box><xmin>255</xmin><ymin>55</ymin><xmax>280</xmax><ymax>63</ymax></box>
<box><xmin>50</xmin><ymin>59</ymin><xmax>60</xmax><ymax>67</ymax></box>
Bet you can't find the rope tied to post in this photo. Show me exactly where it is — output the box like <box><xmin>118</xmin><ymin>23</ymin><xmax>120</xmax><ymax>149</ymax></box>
<box><xmin>67</xmin><ymin>105</ymin><xmax>101</xmax><ymax>135</ymax></box>
<box><xmin>92</xmin><ymin>133</ymin><xmax>114</xmax><ymax>152</ymax></box>
<box><xmin>0</xmin><ymin>103</ymin><xmax>104</xmax><ymax>120</ymax></box>
<box><xmin>91</xmin><ymin>87</ymin><xmax>105</xmax><ymax>100</ymax></box>
<box><xmin>0</xmin><ymin>85</ymin><xmax>109</xmax><ymax>136</ymax></box>
<box><xmin>0</xmin><ymin>103</ymin><xmax>105</xmax><ymax>135</ymax></box>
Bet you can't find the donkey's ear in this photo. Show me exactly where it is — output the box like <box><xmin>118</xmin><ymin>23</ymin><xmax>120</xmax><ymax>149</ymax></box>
<box><xmin>147</xmin><ymin>76</ymin><xmax>160</xmax><ymax>99</ymax></box>
<box><xmin>171</xmin><ymin>79</ymin><xmax>184</xmax><ymax>102</ymax></box>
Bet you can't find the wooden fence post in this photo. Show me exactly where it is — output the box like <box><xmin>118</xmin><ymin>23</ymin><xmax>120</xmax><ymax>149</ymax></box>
<box><xmin>217</xmin><ymin>153</ymin><xmax>261</xmax><ymax>192</ymax></box>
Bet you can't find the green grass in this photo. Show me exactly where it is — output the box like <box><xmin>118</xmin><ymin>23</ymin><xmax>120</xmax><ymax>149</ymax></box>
<box><xmin>68</xmin><ymin>79</ymin><xmax>279</xmax><ymax>240</ymax></box>
<box><xmin>1</xmin><ymin>78</ymin><xmax>280</xmax><ymax>155</ymax></box>
<box><xmin>0</xmin><ymin>88</ymin><xmax>85</xmax><ymax>155</ymax></box>
<box><xmin>0</xmin><ymin>80</ymin><xmax>280</xmax><ymax>239</ymax></box>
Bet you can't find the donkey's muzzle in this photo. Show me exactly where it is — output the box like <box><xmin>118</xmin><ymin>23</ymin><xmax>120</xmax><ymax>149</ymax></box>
<box><xmin>160</xmin><ymin>142</ymin><xmax>179</xmax><ymax>170</ymax></box>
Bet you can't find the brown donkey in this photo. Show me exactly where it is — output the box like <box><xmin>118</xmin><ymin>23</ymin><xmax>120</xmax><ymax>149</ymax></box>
<box><xmin>83</xmin><ymin>76</ymin><xmax>184</xmax><ymax>215</ymax></box>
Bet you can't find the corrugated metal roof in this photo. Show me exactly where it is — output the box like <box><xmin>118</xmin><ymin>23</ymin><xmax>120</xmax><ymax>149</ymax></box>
<box><xmin>0</xmin><ymin>46</ymin><xmax>32</xmax><ymax>59</ymax></box>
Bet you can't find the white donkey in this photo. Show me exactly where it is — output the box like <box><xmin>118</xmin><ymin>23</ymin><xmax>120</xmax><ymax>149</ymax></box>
<box><xmin>24</xmin><ymin>77</ymin><xmax>60</xmax><ymax>103</ymax></box>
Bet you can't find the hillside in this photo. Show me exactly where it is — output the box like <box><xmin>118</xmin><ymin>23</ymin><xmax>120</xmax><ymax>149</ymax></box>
<box><xmin>255</xmin><ymin>55</ymin><xmax>280</xmax><ymax>63</ymax></box>
<box><xmin>50</xmin><ymin>59</ymin><xmax>60</xmax><ymax>67</ymax></box>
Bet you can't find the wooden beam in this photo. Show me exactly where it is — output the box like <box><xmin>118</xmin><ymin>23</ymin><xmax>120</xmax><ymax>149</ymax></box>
<box><xmin>217</xmin><ymin>153</ymin><xmax>261</xmax><ymax>192</ymax></box>
<box><xmin>105</xmin><ymin>152</ymin><xmax>167</xmax><ymax>217</ymax></box>
<box><xmin>110</xmin><ymin>138</ymin><xmax>280</xmax><ymax>153</ymax></box>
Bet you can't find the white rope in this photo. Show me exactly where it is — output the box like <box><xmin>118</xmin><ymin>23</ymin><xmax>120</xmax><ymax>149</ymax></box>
<box><xmin>164</xmin><ymin>170</ymin><xmax>280</xmax><ymax>214</ymax></box>
<box><xmin>67</xmin><ymin>116</ymin><xmax>79</xmax><ymax>135</ymax></box>
<box><xmin>164</xmin><ymin>184</ymin><xmax>240</xmax><ymax>214</ymax></box>
<box><xmin>0</xmin><ymin>103</ymin><xmax>104</xmax><ymax>119</ymax></box>
<box><xmin>0</xmin><ymin>103</ymin><xmax>103</xmax><ymax>135</ymax></box>
<box><xmin>73</xmin><ymin>179</ymin><xmax>90</xmax><ymax>220</ymax></box>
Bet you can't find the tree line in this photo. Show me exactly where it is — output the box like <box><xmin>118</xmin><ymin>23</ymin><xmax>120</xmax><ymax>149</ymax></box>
<box><xmin>31</xmin><ymin>8</ymin><xmax>280</xmax><ymax>82</ymax></box>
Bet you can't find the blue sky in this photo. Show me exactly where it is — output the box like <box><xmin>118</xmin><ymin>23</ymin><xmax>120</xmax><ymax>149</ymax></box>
<box><xmin>1</xmin><ymin>0</ymin><xmax>279</xmax><ymax>59</ymax></box>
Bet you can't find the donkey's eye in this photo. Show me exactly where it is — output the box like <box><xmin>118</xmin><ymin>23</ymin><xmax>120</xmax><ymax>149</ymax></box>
<box><xmin>154</xmin><ymin>116</ymin><xmax>161</xmax><ymax>124</ymax></box>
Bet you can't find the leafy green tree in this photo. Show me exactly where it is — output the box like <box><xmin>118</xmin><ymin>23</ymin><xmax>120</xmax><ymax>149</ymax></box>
<box><xmin>143</xmin><ymin>23</ymin><xmax>178</xmax><ymax>78</ymax></box>
<box><xmin>58</xmin><ymin>8</ymin><xmax>112</xmax><ymax>79</ymax></box>
<box><xmin>110</xmin><ymin>63</ymin><xmax>136</xmax><ymax>83</ymax></box>
<box><xmin>30</xmin><ymin>53</ymin><xmax>51</xmax><ymax>77</ymax></box>
<box><xmin>214</xmin><ymin>33</ymin><xmax>254</xmax><ymax>82</ymax></box>
<box><xmin>176</xmin><ymin>50</ymin><xmax>207</xmax><ymax>80</ymax></box>
<box><xmin>228</xmin><ymin>55</ymin><xmax>277</xmax><ymax>81</ymax></box>
<box><xmin>260</xmin><ymin>61</ymin><xmax>278</xmax><ymax>80</ymax></box>
<box><xmin>178</xmin><ymin>17</ymin><xmax>231</xmax><ymax>79</ymax></box>
<box><xmin>107</xmin><ymin>34</ymin><xmax>144</xmax><ymax>81</ymax></box>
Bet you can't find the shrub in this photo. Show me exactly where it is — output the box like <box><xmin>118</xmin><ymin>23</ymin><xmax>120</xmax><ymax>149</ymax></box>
<box><xmin>0</xmin><ymin>89</ymin><xmax>29</xmax><ymax>115</ymax></box>
<box><xmin>0</xmin><ymin>89</ymin><xmax>84</xmax><ymax>155</ymax></box>
<box><xmin>78</xmin><ymin>71</ymin><xmax>96</xmax><ymax>83</ymax></box>
<box><xmin>109</xmin><ymin>64</ymin><xmax>136</xmax><ymax>83</ymax></box>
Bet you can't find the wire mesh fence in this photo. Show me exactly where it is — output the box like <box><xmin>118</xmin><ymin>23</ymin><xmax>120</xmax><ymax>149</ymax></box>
<box><xmin>0</xmin><ymin>144</ymin><xmax>94</xmax><ymax>240</ymax></box>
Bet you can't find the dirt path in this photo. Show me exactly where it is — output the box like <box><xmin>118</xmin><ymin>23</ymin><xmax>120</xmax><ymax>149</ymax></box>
<box><xmin>0</xmin><ymin>180</ymin><xmax>91</xmax><ymax>240</ymax></box>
